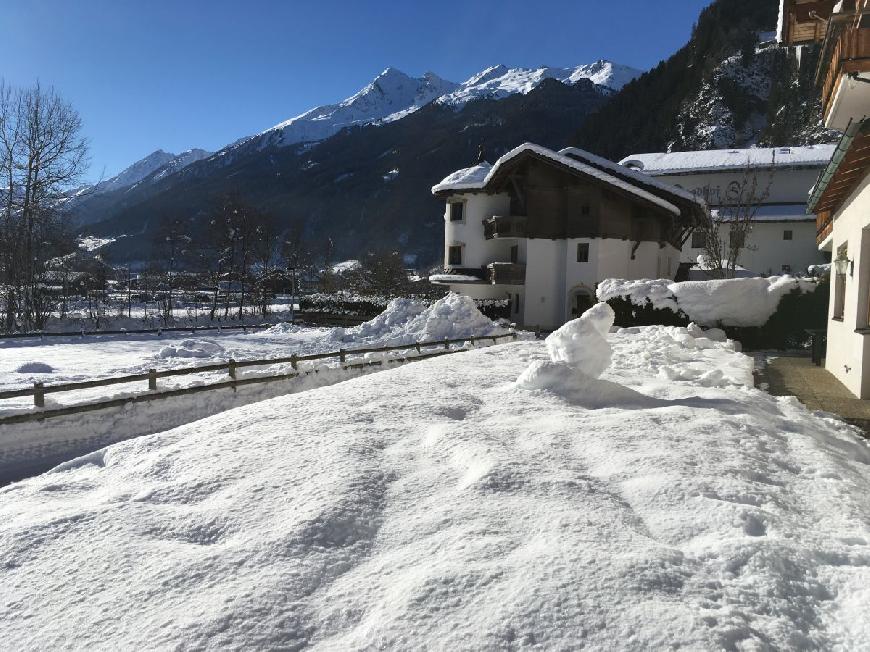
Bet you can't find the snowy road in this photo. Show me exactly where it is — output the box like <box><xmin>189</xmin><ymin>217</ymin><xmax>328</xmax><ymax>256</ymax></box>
<box><xmin>1</xmin><ymin>324</ymin><xmax>868</xmax><ymax>648</ymax></box>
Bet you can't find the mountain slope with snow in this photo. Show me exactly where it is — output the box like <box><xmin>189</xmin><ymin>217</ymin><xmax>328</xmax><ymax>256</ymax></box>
<box><xmin>438</xmin><ymin>61</ymin><xmax>641</xmax><ymax>107</ymax></box>
<box><xmin>253</xmin><ymin>68</ymin><xmax>458</xmax><ymax>148</ymax></box>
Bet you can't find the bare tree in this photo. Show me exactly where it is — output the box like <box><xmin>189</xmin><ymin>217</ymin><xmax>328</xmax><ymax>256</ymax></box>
<box><xmin>0</xmin><ymin>80</ymin><xmax>88</xmax><ymax>331</ymax></box>
<box><xmin>696</xmin><ymin>154</ymin><xmax>775</xmax><ymax>279</ymax></box>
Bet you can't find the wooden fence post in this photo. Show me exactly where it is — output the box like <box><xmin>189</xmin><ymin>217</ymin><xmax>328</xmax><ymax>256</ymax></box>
<box><xmin>148</xmin><ymin>369</ymin><xmax>157</xmax><ymax>391</ymax></box>
<box><xmin>511</xmin><ymin>330</ymin><xmax>518</xmax><ymax>340</ymax></box>
<box><xmin>291</xmin><ymin>354</ymin><xmax>298</xmax><ymax>371</ymax></box>
<box><xmin>415</xmin><ymin>342</ymin><xmax>421</xmax><ymax>354</ymax></box>
<box><xmin>228</xmin><ymin>358</ymin><xmax>237</xmax><ymax>379</ymax></box>
<box><xmin>33</xmin><ymin>382</ymin><xmax>44</xmax><ymax>408</ymax></box>
<box><xmin>470</xmin><ymin>335</ymin><xmax>475</xmax><ymax>347</ymax></box>
<box><xmin>443</xmin><ymin>338</ymin><xmax>449</xmax><ymax>350</ymax></box>
<box><xmin>339</xmin><ymin>348</ymin><xmax>346</xmax><ymax>364</ymax></box>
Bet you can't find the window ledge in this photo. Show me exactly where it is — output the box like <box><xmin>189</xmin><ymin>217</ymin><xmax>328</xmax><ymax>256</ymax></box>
<box><xmin>832</xmin><ymin>316</ymin><xmax>845</xmax><ymax>322</ymax></box>
<box><xmin>855</xmin><ymin>327</ymin><xmax>870</xmax><ymax>334</ymax></box>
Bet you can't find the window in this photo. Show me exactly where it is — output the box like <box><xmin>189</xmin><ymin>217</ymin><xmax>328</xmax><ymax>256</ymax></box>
<box><xmin>691</xmin><ymin>231</ymin><xmax>706</xmax><ymax>248</ymax></box>
<box><xmin>783</xmin><ymin>230</ymin><xmax>793</xmax><ymax>241</ymax></box>
<box><xmin>510</xmin><ymin>245</ymin><xmax>519</xmax><ymax>264</ymax></box>
<box><xmin>513</xmin><ymin>293</ymin><xmax>520</xmax><ymax>314</ymax></box>
<box><xmin>781</xmin><ymin>264</ymin><xmax>791</xmax><ymax>274</ymax></box>
<box><xmin>577</xmin><ymin>242</ymin><xmax>589</xmax><ymax>263</ymax></box>
<box><xmin>833</xmin><ymin>243</ymin><xmax>847</xmax><ymax>320</ymax></box>
<box><xmin>448</xmin><ymin>202</ymin><xmax>464</xmax><ymax>222</ymax></box>
<box><xmin>447</xmin><ymin>245</ymin><xmax>462</xmax><ymax>266</ymax></box>
<box><xmin>730</xmin><ymin>230</ymin><xmax>745</xmax><ymax>248</ymax></box>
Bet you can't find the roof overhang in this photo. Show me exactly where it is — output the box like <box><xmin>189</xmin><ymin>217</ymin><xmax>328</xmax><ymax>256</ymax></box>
<box><xmin>808</xmin><ymin>118</ymin><xmax>870</xmax><ymax>214</ymax></box>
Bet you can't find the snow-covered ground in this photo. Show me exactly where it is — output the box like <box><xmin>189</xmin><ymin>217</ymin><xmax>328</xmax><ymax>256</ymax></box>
<box><xmin>0</xmin><ymin>294</ymin><xmax>507</xmax><ymax>413</ymax></box>
<box><xmin>1</xmin><ymin>313</ymin><xmax>868</xmax><ymax>648</ymax></box>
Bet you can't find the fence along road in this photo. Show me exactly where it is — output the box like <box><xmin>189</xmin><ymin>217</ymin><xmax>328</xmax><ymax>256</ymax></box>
<box><xmin>0</xmin><ymin>332</ymin><xmax>519</xmax><ymax>426</ymax></box>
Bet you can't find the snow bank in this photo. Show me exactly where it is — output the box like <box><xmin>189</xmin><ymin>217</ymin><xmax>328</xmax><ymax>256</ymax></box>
<box><xmin>14</xmin><ymin>362</ymin><xmax>54</xmax><ymax>374</ymax></box>
<box><xmin>2</xmin><ymin>326</ymin><xmax>869</xmax><ymax>648</ymax></box>
<box><xmin>154</xmin><ymin>339</ymin><xmax>226</xmax><ymax>359</ymax></box>
<box><xmin>598</xmin><ymin>276</ymin><xmax>818</xmax><ymax>327</ymax></box>
<box><xmin>331</xmin><ymin>293</ymin><xmax>505</xmax><ymax>346</ymax></box>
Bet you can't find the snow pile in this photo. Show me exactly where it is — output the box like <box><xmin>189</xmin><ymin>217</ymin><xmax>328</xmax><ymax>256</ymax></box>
<box><xmin>15</xmin><ymin>362</ymin><xmax>54</xmax><ymax>374</ymax></box>
<box><xmin>517</xmin><ymin>303</ymin><xmax>619</xmax><ymax>403</ymax></box>
<box><xmin>154</xmin><ymin>339</ymin><xmax>226</xmax><ymax>360</ymax></box>
<box><xmin>2</xmin><ymin>325</ymin><xmax>869</xmax><ymax>648</ymax></box>
<box><xmin>331</xmin><ymin>293</ymin><xmax>504</xmax><ymax>347</ymax></box>
<box><xmin>598</xmin><ymin>276</ymin><xmax>819</xmax><ymax>327</ymax></box>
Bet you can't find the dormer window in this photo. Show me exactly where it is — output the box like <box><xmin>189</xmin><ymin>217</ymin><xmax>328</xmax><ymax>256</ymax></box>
<box><xmin>449</xmin><ymin>202</ymin><xmax>464</xmax><ymax>222</ymax></box>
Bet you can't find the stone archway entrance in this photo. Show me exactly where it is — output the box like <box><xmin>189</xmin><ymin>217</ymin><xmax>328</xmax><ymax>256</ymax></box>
<box><xmin>568</xmin><ymin>286</ymin><xmax>595</xmax><ymax>320</ymax></box>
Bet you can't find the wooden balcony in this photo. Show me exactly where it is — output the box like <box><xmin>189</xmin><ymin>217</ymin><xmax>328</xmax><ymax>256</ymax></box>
<box><xmin>819</xmin><ymin>22</ymin><xmax>870</xmax><ymax>122</ymax></box>
<box><xmin>817</xmin><ymin>209</ymin><xmax>834</xmax><ymax>246</ymax></box>
<box><xmin>487</xmin><ymin>262</ymin><xmax>526</xmax><ymax>286</ymax></box>
<box><xmin>483</xmin><ymin>215</ymin><xmax>527</xmax><ymax>240</ymax></box>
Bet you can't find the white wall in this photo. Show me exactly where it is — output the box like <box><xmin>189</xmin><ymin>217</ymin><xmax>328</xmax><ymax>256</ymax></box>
<box><xmin>443</xmin><ymin>192</ymin><xmax>511</xmax><ymax>269</ymax></box>
<box><xmin>651</xmin><ymin>166</ymin><xmax>829</xmax><ymax>274</ymax></box>
<box><xmin>523</xmin><ymin>238</ymin><xmax>680</xmax><ymax>329</ymax></box>
<box><xmin>682</xmin><ymin>221</ymin><xmax>827</xmax><ymax>274</ymax></box>
<box><xmin>824</xmin><ymin>174</ymin><xmax>870</xmax><ymax>398</ymax></box>
<box><xmin>655</xmin><ymin>167</ymin><xmax>821</xmax><ymax>205</ymax></box>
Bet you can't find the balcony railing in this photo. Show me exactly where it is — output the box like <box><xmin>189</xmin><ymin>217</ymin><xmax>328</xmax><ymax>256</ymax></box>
<box><xmin>819</xmin><ymin>22</ymin><xmax>870</xmax><ymax>120</ymax></box>
<box><xmin>483</xmin><ymin>215</ymin><xmax>527</xmax><ymax>240</ymax></box>
<box><xmin>487</xmin><ymin>262</ymin><xmax>526</xmax><ymax>286</ymax></box>
<box><xmin>817</xmin><ymin>209</ymin><xmax>834</xmax><ymax>245</ymax></box>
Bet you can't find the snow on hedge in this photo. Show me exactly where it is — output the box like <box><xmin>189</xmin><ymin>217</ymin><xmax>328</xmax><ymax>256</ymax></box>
<box><xmin>597</xmin><ymin>276</ymin><xmax>819</xmax><ymax>327</ymax></box>
<box><xmin>2</xmin><ymin>324</ymin><xmax>869</xmax><ymax>648</ymax></box>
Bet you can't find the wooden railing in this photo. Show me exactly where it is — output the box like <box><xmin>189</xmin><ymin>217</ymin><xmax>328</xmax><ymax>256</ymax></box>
<box><xmin>820</xmin><ymin>24</ymin><xmax>870</xmax><ymax>120</ymax></box>
<box><xmin>483</xmin><ymin>215</ymin><xmax>528</xmax><ymax>239</ymax></box>
<box><xmin>487</xmin><ymin>263</ymin><xmax>526</xmax><ymax>286</ymax></box>
<box><xmin>817</xmin><ymin>209</ymin><xmax>834</xmax><ymax>244</ymax></box>
<box><xmin>0</xmin><ymin>332</ymin><xmax>519</xmax><ymax>424</ymax></box>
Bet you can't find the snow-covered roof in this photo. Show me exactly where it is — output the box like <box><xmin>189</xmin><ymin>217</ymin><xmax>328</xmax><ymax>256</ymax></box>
<box><xmin>618</xmin><ymin>145</ymin><xmax>836</xmax><ymax>175</ymax></box>
<box><xmin>433</xmin><ymin>143</ymin><xmax>682</xmax><ymax>216</ymax></box>
<box><xmin>558</xmin><ymin>147</ymin><xmax>702</xmax><ymax>205</ymax></box>
<box><xmin>431</xmin><ymin>162</ymin><xmax>492</xmax><ymax>193</ymax></box>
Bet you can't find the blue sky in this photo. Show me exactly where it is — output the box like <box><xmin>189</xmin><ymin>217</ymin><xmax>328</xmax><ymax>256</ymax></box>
<box><xmin>1</xmin><ymin>0</ymin><xmax>713</xmax><ymax>182</ymax></box>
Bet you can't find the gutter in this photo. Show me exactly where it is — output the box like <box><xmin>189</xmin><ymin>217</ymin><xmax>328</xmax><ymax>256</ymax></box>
<box><xmin>807</xmin><ymin>118</ymin><xmax>866</xmax><ymax>212</ymax></box>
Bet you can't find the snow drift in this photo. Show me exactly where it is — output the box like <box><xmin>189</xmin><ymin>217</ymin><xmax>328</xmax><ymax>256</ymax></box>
<box><xmin>2</xmin><ymin>324</ymin><xmax>869</xmax><ymax>648</ymax></box>
<box><xmin>597</xmin><ymin>276</ymin><xmax>819</xmax><ymax>327</ymax></box>
<box><xmin>330</xmin><ymin>293</ymin><xmax>506</xmax><ymax>346</ymax></box>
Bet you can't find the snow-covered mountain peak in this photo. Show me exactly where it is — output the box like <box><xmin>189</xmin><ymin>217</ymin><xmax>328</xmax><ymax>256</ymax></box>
<box><xmin>259</xmin><ymin>68</ymin><xmax>458</xmax><ymax>146</ymax></box>
<box><xmin>437</xmin><ymin>61</ymin><xmax>643</xmax><ymax>107</ymax></box>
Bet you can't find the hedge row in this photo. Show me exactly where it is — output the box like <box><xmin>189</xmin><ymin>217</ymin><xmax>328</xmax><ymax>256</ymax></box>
<box><xmin>605</xmin><ymin>283</ymin><xmax>830</xmax><ymax>351</ymax></box>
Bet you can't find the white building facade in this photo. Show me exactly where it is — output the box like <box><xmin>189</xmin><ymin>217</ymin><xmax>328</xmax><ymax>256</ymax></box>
<box><xmin>430</xmin><ymin>143</ymin><xmax>706</xmax><ymax>330</ymax></box>
<box><xmin>781</xmin><ymin>0</ymin><xmax>870</xmax><ymax>398</ymax></box>
<box><xmin>618</xmin><ymin>146</ymin><xmax>834</xmax><ymax>276</ymax></box>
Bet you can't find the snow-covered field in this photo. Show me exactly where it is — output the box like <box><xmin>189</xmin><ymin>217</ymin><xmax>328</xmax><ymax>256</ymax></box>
<box><xmin>0</xmin><ymin>295</ymin><xmax>506</xmax><ymax>413</ymax></box>
<box><xmin>1</xmin><ymin>310</ymin><xmax>868</xmax><ymax>648</ymax></box>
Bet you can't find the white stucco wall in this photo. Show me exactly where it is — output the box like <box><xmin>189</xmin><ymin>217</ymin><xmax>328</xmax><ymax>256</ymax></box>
<box><xmin>523</xmin><ymin>238</ymin><xmax>680</xmax><ymax>330</ymax></box>
<box><xmin>824</xmin><ymin>174</ymin><xmax>870</xmax><ymax>398</ymax></box>
<box><xmin>650</xmin><ymin>166</ymin><xmax>829</xmax><ymax>274</ymax></box>
<box><xmin>443</xmin><ymin>192</ymin><xmax>511</xmax><ymax>269</ymax></box>
<box><xmin>682</xmin><ymin>221</ymin><xmax>827</xmax><ymax>274</ymax></box>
